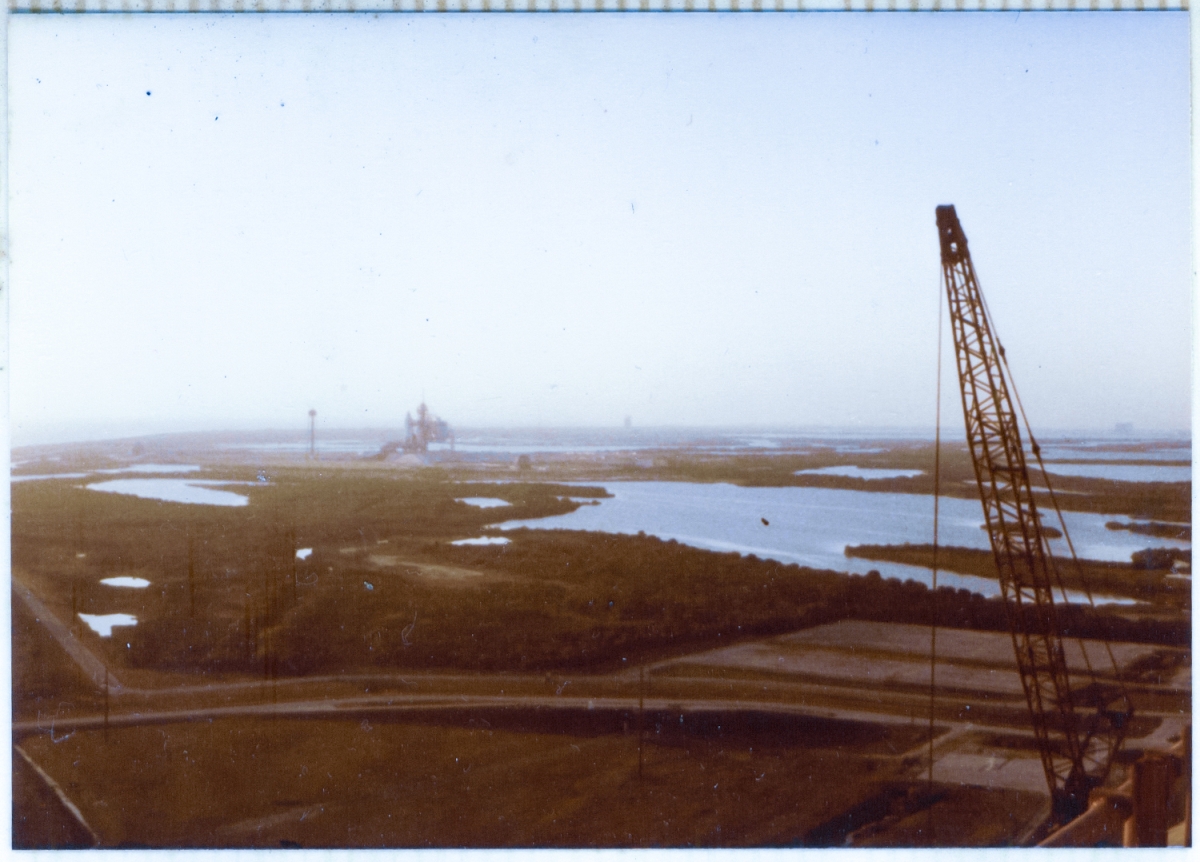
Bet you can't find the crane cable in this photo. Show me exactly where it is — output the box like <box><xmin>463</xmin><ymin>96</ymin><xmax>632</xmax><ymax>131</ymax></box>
<box><xmin>993</xmin><ymin>330</ymin><xmax>1131</xmax><ymax>775</ymax></box>
<box><xmin>974</xmin><ymin>289</ymin><xmax>1124</xmax><ymax>697</ymax></box>
<box><xmin>927</xmin><ymin>270</ymin><xmax>944</xmax><ymax>845</ymax></box>
<box><xmin>1002</xmin><ymin>351</ymin><xmax>1129</xmax><ymax>725</ymax></box>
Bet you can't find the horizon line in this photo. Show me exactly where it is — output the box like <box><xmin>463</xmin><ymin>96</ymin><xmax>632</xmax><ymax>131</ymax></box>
<box><xmin>12</xmin><ymin>422</ymin><xmax>1192</xmax><ymax>451</ymax></box>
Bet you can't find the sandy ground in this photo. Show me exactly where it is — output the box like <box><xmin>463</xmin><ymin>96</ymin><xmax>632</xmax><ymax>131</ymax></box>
<box><xmin>664</xmin><ymin>620</ymin><xmax>1182</xmax><ymax>700</ymax></box>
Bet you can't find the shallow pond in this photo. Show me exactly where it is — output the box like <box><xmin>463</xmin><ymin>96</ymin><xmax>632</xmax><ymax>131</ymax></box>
<box><xmin>795</xmin><ymin>466</ymin><xmax>925</xmax><ymax>480</ymax></box>
<box><xmin>456</xmin><ymin>497</ymin><xmax>511</xmax><ymax>508</ymax></box>
<box><xmin>14</xmin><ymin>464</ymin><xmax>200</xmax><ymax>483</ymax></box>
<box><xmin>1041</xmin><ymin>462</ymin><xmax>1191</xmax><ymax>484</ymax></box>
<box><xmin>218</xmin><ymin>440</ymin><xmax>384</xmax><ymax>455</ymax></box>
<box><xmin>88</xmin><ymin>478</ymin><xmax>256</xmax><ymax>507</ymax></box>
<box><xmin>11</xmin><ymin>472</ymin><xmax>92</xmax><ymax>483</ymax></box>
<box><xmin>98</xmin><ymin>464</ymin><xmax>199</xmax><ymax>474</ymax></box>
<box><xmin>100</xmin><ymin>577</ymin><xmax>150</xmax><ymax>588</ymax></box>
<box><xmin>496</xmin><ymin>482</ymin><xmax>1179</xmax><ymax>602</ymax></box>
<box><xmin>440</xmin><ymin>442</ymin><xmax>655</xmax><ymax>454</ymax></box>
<box><xmin>451</xmin><ymin>536</ymin><xmax>511</xmax><ymax>546</ymax></box>
<box><xmin>78</xmin><ymin>613</ymin><xmax>137</xmax><ymax>637</ymax></box>
<box><xmin>1039</xmin><ymin>444</ymin><xmax>1190</xmax><ymax>463</ymax></box>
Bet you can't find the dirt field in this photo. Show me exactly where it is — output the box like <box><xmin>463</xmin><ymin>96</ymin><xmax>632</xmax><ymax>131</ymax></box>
<box><xmin>15</xmin><ymin>712</ymin><xmax>926</xmax><ymax>847</ymax></box>
<box><xmin>14</xmin><ymin>593</ymin><xmax>1189</xmax><ymax>848</ymax></box>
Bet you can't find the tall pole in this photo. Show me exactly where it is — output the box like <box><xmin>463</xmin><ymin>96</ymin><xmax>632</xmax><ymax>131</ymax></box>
<box><xmin>290</xmin><ymin>523</ymin><xmax>298</xmax><ymax>604</ymax></box>
<box><xmin>103</xmin><ymin>665</ymin><xmax>110</xmax><ymax>741</ymax></box>
<box><xmin>187</xmin><ymin>532</ymin><xmax>196</xmax><ymax>618</ymax></box>
<box><xmin>638</xmin><ymin>666</ymin><xmax>645</xmax><ymax>780</ymax></box>
<box><xmin>308</xmin><ymin>409</ymin><xmax>317</xmax><ymax>459</ymax></box>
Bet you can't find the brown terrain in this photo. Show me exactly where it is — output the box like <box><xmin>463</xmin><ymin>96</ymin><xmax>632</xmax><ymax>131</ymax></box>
<box><xmin>10</xmin><ymin>436</ymin><xmax>1191</xmax><ymax>847</ymax></box>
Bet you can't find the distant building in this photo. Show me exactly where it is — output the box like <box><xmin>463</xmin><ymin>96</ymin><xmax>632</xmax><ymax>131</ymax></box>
<box><xmin>371</xmin><ymin>402</ymin><xmax>453</xmax><ymax>461</ymax></box>
<box><xmin>402</xmin><ymin>402</ymin><xmax>453</xmax><ymax>453</ymax></box>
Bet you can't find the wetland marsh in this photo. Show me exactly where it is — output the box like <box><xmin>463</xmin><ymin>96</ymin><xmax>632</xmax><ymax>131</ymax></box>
<box><xmin>11</xmin><ymin>429</ymin><xmax>1191</xmax><ymax>848</ymax></box>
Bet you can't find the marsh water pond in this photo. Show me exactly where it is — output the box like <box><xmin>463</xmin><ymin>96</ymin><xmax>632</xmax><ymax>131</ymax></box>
<box><xmin>77</xmin><ymin>612</ymin><xmax>138</xmax><ymax>637</ymax></box>
<box><xmin>33</xmin><ymin>468</ymin><xmax>1187</xmax><ymax>601</ymax></box>
<box><xmin>795</xmin><ymin>466</ymin><xmax>925</xmax><ymax>480</ymax></box>
<box><xmin>87</xmin><ymin>478</ymin><xmax>259</xmax><ymax>507</ymax></box>
<box><xmin>1041</xmin><ymin>462</ymin><xmax>1191</xmax><ymax>483</ymax></box>
<box><xmin>498</xmin><ymin>481</ymin><xmax>1187</xmax><ymax>600</ymax></box>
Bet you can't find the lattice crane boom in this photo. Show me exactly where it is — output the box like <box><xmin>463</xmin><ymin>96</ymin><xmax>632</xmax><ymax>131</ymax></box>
<box><xmin>936</xmin><ymin>205</ymin><xmax>1127</xmax><ymax>825</ymax></box>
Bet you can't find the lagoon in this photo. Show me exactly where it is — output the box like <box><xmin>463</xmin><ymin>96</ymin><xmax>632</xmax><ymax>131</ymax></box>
<box><xmin>496</xmin><ymin>481</ymin><xmax>1183</xmax><ymax>601</ymax></box>
<box><xmin>12</xmin><ymin>472</ymin><xmax>92</xmax><ymax>483</ymax></box>
<box><xmin>1041</xmin><ymin>462</ymin><xmax>1191</xmax><ymax>484</ymax></box>
<box><xmin>795</xmin><ymin>466</ymin><xmax>924</xmax><ymax>480</ymax></box>
<box><xmin>98</xmin><ymin>464</ymin><xmax>199</xmax><ymax>474</ymax></box>
<box><xmin>13</xmin><ymin>464</ymin><xmax>200</xmax><ymax>483</ymax></box>
<box><xmin>1039</xmin><ymin>444</ymin><xmax>1190</xmax><ymax>463</ymax></box>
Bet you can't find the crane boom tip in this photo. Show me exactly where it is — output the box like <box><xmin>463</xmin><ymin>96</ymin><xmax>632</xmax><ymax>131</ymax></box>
<box><xmin>936</xmin><ymin>205</ymin><xmax>969</xmax><ymax>265</ymax></box>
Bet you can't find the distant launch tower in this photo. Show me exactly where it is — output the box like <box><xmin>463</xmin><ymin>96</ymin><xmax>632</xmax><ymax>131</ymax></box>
<box><xmin>371</xmin><ymin>402</ymin><xmax>453</xmax><ymax>460</ymax></box>
<box><xmin>402</xmin><ymin>402</ymin><xmax>452</xmax><ymax>453</ymax></box>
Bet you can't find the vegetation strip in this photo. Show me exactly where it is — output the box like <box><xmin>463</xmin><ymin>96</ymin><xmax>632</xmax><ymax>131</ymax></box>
<box><xmin>844</xmin><ymin>543</ymin><xmax>1189</xmax><ymax>604</ymax></box>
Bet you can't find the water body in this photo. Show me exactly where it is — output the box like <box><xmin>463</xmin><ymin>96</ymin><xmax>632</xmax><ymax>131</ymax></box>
<box><xmin>215</xmin><ymin>428</ymin><xmax>936</xmax><ymax>459</ymax></box>
<box><xmin>456</xmin><ymin>497</ymin><xmax>511</xmax><ymax>508</ymax></box>
<box><xmin>497</xmin><ymin>482</ymin><xmax>1181</xmax><ymax>601</ymax></box>
<box><xmin>1041</xmin><ymin>463</ymin><xmax>1191</xmax><ymax>484</ymax></box>
<box><xmin>218</xmin><ymin>440</ymin><xmax>384</xmax><ymax>455</ymax></box>
<box><xmin>11</xmin><ymin>472</ymin><xmax>92</xmax><ymax>483</ymax></box>
<box><xmin>451</xmin><ymin>536</ymin><xmax>511</xmax><ymax>546</ymax></box>
<box><xmin>88</xmin><ymin>478</ymin><xmax>256</xmax><ymax>507</ymax></box>
<box><xmin>78</xmin><ymin>613</ymin><xmax>137</xmax><ymax>637</ymax></box>
<box><xmin>439</xmin><ymin>442</ymin><xmax>659</xmax><ymax>455</ymax></box>
<box><xmin>795</xmin><ymin>467</ymin><xmax>925</xmax><ymax>480</ymax></box>
<box><xmin>737</xmin><ymin>438</ymin><xmax>784</xmax><ymax>449</ymax></box>
<box><xmin>100</xmin><ymin>577</ymin><xmax>150</xmax><ymax>588</ymax></box>
<box><xmin>98</xmin><ymin>464</ymin><xmax>200</xmax><ymax>474</ymax></box>
<box><xmin>1041</xmin><ymin>446</ymin><xmax>1190</xmax><ymax>465</ymax></box>
<box><xmin>13</xmin><ymin>464</ymin><xmax>199</xmax><ymax>483</ymax></box>
<box><xmin>296</xmin><ymin>548</ymin><xmax>313</xmax><ymax>560</ymax></box>
<box><xmin>441</xmin><ymin>438</ymin><xmax>890</xmax><ymax>456</ymax></box>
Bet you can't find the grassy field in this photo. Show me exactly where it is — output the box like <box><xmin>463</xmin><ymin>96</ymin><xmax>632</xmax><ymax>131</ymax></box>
<box><xmin>16</xmin><ymin>711</ymin><xmax>1018</xmax><ymax>848</ymax></box>
<box><xmin>16</xmin><ymin>469</ymin><xmax>1186</xmax><ymax>684</ymax></box>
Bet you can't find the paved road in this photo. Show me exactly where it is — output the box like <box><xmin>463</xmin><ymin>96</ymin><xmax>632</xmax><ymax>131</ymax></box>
<box><xmin>14</xmin><ymin>583</ymin><xmax>123</xmax><ymax>691</ymax></box>
<box><xmin>13</xmin><ymin>575</ymin><xmax>1187</xmax><ymax>765</ymax></box>
<box><xmin>12</xmin><ymin>574</ymin><xmax>1025</xmax><ymax>742</ymax></box>
<box><xmin>11</xmin><ymin>689</ymin><xmax>956</xmax><ymax>735</ymax></box>
<box><xmin>14</xmin><ymin>572</ymin><xmax>1193</xmax><ymax>853</ymax></box>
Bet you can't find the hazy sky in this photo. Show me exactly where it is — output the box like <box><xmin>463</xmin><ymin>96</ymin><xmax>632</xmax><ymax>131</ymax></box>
<box><xmin>8</xmin><ymin>13</ymin><xmax>1191</xmax><ymax>445</ymax></box>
